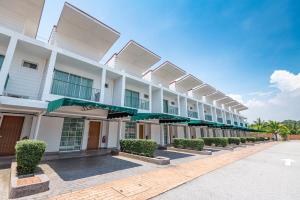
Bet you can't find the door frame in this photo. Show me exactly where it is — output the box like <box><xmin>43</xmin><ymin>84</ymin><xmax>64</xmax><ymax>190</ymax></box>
<box><xmin>87</xmin><ymin>121</ymin><xmax>102</xmax><ymax>150</ymax></box>
<box><xmin>139</xmin><ymin>124</ymin><xmax>145</xmax><ymax>139</ymax></box>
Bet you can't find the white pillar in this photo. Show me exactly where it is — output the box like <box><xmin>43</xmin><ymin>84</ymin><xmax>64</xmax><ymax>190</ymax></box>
<box><xmin>0</xmin><ymin>37</ymin><xmax>18</xmax><ymax>94</ymax></box>
<box><xmin>187</xmin><ymin>126</ymin><xmax>191</xmax><ymax>139</ymax></box>
<box><xmin>33</xmin><ymin>113</ymin><xmax>43</xmax><ymax>140</ymax></box>
<box><xmin>177</xmin><ymin>95</ymin><xmax>181</xmax><ymax>116</ymax></box>
<box><xmin>160</xmin><ymin>124</ymin><xmax>164</xmax><ymax>145</ymax></box>
<box><xmin>100</xmin><ymin>68</ymin><xmax>107</xmax><ymax>103</ymax></box>
<box><xmin>149</xmin><ymin>85</ymin><xmax>152</xmax><ymax>112</ymax></box>
<box><xmin>117</xmin><ymin>120</ymin><xmax>122</xmax><ymax>149</ymax></box>
<box><xmin>41</xmin><ymin>51</ymin><xmax>57</xmax><ymax>101</ymax></box>
<box><xmin>120</xmin><ymin>75</ymin><xmax>126</xmax><ymax>106</ymax></box>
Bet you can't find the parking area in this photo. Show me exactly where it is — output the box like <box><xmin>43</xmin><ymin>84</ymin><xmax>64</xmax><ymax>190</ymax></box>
<box><xmin>0</xmin><ymin>147</ymin><xmax>237</xmax><ymax>200</ymax></box>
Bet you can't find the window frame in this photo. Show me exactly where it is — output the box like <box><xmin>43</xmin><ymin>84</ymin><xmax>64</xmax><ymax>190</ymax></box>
<box><xmin>22</xmin><ymin>60</ymin><xmax>39</xmax><ymax>70</ymax></box>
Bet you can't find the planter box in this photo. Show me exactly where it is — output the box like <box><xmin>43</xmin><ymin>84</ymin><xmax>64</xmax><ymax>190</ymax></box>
<box><xmin>9</xmin><ymin>162</ymin><xmax>49</xmax><ymax>199</ymax></box>
<box><xmin>119</xmin><ymin>152</ymin><xmax>170</xmax><ymax>165</ymax></box>
<box><xmin>167</xmin><ymin>147</ymin><xmax>212</xmax><ymax>155</ymax></box>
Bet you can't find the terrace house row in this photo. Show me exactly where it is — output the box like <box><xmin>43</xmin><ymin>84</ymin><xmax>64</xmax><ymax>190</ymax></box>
<box><xmin>0</xmin><ymin>0</ymin><xmax>248</xmax><ymax>155</ymax></box>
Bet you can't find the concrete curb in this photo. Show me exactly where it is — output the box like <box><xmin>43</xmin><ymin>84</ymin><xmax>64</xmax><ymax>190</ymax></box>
<box><xmin>167</xmin><ymin>147</ymin><xmax>212</xmax><ymax>155</ymax></box>
<box><xmin>119</xmin><ymin>152</ymin><xmax>170</xmax><ymax>165</ymax></box>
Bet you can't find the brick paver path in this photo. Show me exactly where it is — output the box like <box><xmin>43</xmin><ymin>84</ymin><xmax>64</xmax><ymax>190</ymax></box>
<box><xmin>49</xmin><ymin>142</ymin><xmax>276</xmax><ymax>200</ymax></box>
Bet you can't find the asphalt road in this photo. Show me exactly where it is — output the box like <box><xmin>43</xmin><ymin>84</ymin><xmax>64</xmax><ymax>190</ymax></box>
<box><xmin>153</xmin><ymin>141</ymin><xmax>300</xmax><ymax>200</ymax></box>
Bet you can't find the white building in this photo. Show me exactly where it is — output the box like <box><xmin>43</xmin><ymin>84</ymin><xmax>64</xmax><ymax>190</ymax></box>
<box><xmin>0</xmin><ymin>1</ymin><xmax>249</xmax><ymax>156</ymax></box>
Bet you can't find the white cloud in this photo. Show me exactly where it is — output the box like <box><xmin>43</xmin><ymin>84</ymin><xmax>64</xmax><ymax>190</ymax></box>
<box><xmin>270</xmin><ymin>70</ymin><xmax>300</xmax><ymax>92</ymax></box>
<box><xmin>233</xmin><ymin>70</ymin><xmax>300</xmax><ymax>123</ymax></box>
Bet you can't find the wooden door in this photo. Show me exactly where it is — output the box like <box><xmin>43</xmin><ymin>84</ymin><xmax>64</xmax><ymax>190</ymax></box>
<box><xmin>87</xmin><ymin>121</ymin><xmax>101</xmax><ymax>150</ymax></box>
<box><xmin>0</xmin><ymin>116</ymin><xmax>24</xmax><ymax>156</ymax></box>
<box><xmin>139</xmin><ymin>124</ymin><xmax>144</xmax><ymax>139</ymax></box>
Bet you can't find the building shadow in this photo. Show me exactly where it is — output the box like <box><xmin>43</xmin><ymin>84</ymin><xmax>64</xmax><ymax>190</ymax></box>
<box><xmin>46</xmin><ymin>155</ymin><xmax>141</xmax><ymax>181</ymax></box>
<box><xmin>155</xmin><ymin>150</ymin><xmax>194</xmax><ymax>160</ymax></box>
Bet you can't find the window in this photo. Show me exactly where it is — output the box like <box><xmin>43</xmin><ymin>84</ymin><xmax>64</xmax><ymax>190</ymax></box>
<box><xmin>59</xmin><ymin>118</ymin><xmax>84</xmax><ymax>152</ymax></box>
<box><xmin>125</xmin><ymin>122</ymin><xmax>136</xmax><ymax>139</ymax></box>
<box><xmin>0</xmin><ymin>55</ymin><xmax>4</xmax><ymax>70</ymax></box>
<box><xmin>51</xmin><ymin>70</ymin><xmax>93</xmax><ymax>100</ymax></box>
<box><xmin>144</xmin><ymin>94</ymin><xmax>149</xmax><ymax>99</ymax></box>
<box><xmin>125</xmin><ymin>89</ymin><xmax>139</xmax><ymax>108</ymax></box>
<box><xmin>22</xmin><ymin>61</ymin><xmax>38</xmax><ymax>70</ymax></box>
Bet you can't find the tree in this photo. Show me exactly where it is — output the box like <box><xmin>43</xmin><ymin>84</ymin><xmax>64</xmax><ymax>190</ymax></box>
<box><xmin>265</xmin><ymin>120</ymin><xmax>289</xmax><ymax>141</ymax></box>
<box><xmin>251</xmin><ymin>118</ymin><xmax>266</xmax><ymax>131</ymax></box>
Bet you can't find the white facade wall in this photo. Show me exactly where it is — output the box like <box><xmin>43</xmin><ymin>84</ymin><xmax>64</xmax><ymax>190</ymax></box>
<box><xmin>151</xmin><ymin>124</ymin><xmax>161</xmax><ymax>144</ymax></box>
<box><xmin>6</xmin><ymin>48</ymin><xmax>47</xmax><ymax>99</ymax></box>
<box><xmin>37</xmin><ymin>116</ymin><xmax>64</xmax><ymax>152</ymax></box>
<box><xmin>177</xmin><ymin>126</ymin><xmax>185</xmax><ymax>138</ymax></box>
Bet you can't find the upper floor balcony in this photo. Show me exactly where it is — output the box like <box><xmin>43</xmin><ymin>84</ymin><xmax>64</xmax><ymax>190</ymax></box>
<box><xmin>124</xmin><ymin>90</ymin><xmax>149</xmax><ymax>110</ymax></box>
<box><xmin>188</xmin><ymin>110</ymin><xmax>198</xmax><ymax>118</ymax></box>
<box><xmin>205</xmin><ymin>114</ymin><xmax>213</xmax><ymax>121</ymax></box>
<box><xmin>217</xmin><ymin>117</ymin><xmax>223</xmax><ymax>123</ymax></box>
<box><xmin>170</xmin><ymin>74</ymin><xmax>202</xmax><ymax>95</ymax></box>
<box><xmin>163</xmin><ymin>90</ymin><xmax>179</xmax><ymax>115</ymax></box>
<box><xmin>164</xmin><ymin>104</ymin><xmax>179</xmax><ymax>115</ymax></box>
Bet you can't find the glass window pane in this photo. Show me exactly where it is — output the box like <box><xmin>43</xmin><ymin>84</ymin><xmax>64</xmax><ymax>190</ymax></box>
<box><xmin>0</xmin><ymin>55</ymin><xmax>4</xmax><ymax>70</ymax></box>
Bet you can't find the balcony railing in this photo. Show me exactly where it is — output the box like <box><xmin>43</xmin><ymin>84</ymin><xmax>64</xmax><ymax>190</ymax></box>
<box><xmin>164</xmin><ymin>105</ymin><xmax>178</xmax><ymax>115</ymax></box>
<box><xmin>124</xmin><ymin>96</ymin><xmax>149</xmax><ymax>110</ymax></box>
<box><xmin>205</xmin><ymin>114</ymin><xmax>213</xmax><ymax>121</ymax></box>
<box><xmin>227</xmin><ymin>120</ymin><xmax>231</xmax><ymax>125</ymax></box>
<box><xmin>188</xmin><ymin>110</ymin><xmax>198</xmax><ymax>118</ymax></box>
<box><xmin>217</xmin><ymin>117</ymin><xmax>223</xmax><ymax>123</ymax></box>
<box><xmin>51</xmin><ymin>79</ymin><xmax>101</xmax><ymax>102</ymax></box>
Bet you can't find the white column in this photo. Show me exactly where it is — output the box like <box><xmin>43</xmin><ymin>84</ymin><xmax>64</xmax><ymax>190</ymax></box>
<box><xmin>195</xmin><ymin>102</ymin><xmax>199</xmax><ymax>119</ymax></box>
<box><xmin>117</xmin><ymin>119</ymin><xmax>122</xmax><ymax>149</ymax></box>
<box><xmin>201</xmin><ymin>104</ymin><xmax>205</xmax><ymax>120</ymax></box>
<box><xmin>0</xmin><ymin>37</ymin><xmax>18</xmax><ymax>94</ymax></box>
<box><xmin>160</xmin><ymin>124</ymin><xmax>164</xmax><ymax>145</ymax></box>
<box><xmin>33</xmin><ymin>113</ymin><xmax>43</xmax><ymax>140</ymax></box>
<box><xmin>160</xmin><ymin>89</ymin><xmax>164</xmax><ymax>113</ymax></box>
<box><xmin>41</xmin><ymin>51</ymin><xmax>57</xmax><ymax>101</ymax></box>
<box><xmin>187</xmin><ymin>126</ymin><xmax>191</xmax><ymax>139</ymax></box>
<box><xmin>177</xmin><ymin>95</ymin><xmax>181</xmax><ymax>116</ymax></box>
<box><xmin>149</xmin><ymin>85</ymin><xmax>152</xmax><ymax>112</ymax></box>
<box><xmin>120</xmin><ymin>75</ymin><xmax>126</xmax><ymax>106</ymax></box>
<box><xmin>100</xmin><ymin>68</ymin><xmax>107</xmax><ymax>103</ymax></box>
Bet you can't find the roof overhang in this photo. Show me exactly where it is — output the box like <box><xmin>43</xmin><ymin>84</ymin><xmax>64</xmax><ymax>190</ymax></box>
<box><xmin>131</xmin><ymin>113</ymin><xmax>190</xmax><ymax>124</ymax></box>
<box><xmin>206</xmin><ymin>91</ymin><xmax>226</xmax><ymax>101</ymax></box>
<box><xmin>151</xmin><ymin>61</ymin><xmax>186</xmax><ymax>85</ymax></box>
<box><xmin>116</xmin><ymin>40</ymin><xmax>160</xmax><ymax>75</ymax></box>
<box><xmin>0</xmin><ymin>0</ymin><xmax>45</xmax><ymax>37</ymax></box>
<box><xmin>232</xmin><ymin>104</ymin><xmax>248</xmax><ymax>111</ymax></box>
<box><xmin>192</xmin><ymin>84</ymin><xmax>216</xmax><ymax>96</ymax></box>
<box><xmin>216</xmin><ymin>96</ymin><xmax>234</xmax><ymax>104</ymax></box>
<box><xmin>47</xmin><ymin>98</ymin><xmax>137</xmax><ymax>119</ymax></box>
<box><xmin>175</xmin><ymin>74</ymin><xmax>203</xmax><ymax>92</ymax></box>
<box><xmin>225</xmin><ymin>100</ymin><xmax>240</xmax><ymax>107</ymax></box>
<box><xmin>52</xmin><ymin>2</ymin><xmax>120</xmax><ymax>61</ymax></box>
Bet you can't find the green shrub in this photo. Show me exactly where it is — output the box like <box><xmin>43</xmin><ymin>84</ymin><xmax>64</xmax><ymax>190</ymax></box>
<box><xmin>173</xmin><ymin>138</ymin><xmax>204</xmax><ymax>151</ymax></box>
<box><xmin>202</xmin><ymin>137</ymin><xmax>228</xmax><ymax>147</ymax></box>
<box><xmin>240</xmin><ymin>137</ymin><xmax>247</xmax><ymax>143</ymax></box>
<box><xmin>256</xmin><ymin>137</ymin><xmax>266</xmax><ymax>142</ymax></box>
<box><xmin>228</xmin><ymin>137</ymin><xmax>241</xmax><ymax>145</ymax></box>
<box><xmin>120</xmin><ymin>139</ymin><xmax>157</xmax><ymax>157</ymax></box>
<box><xmin>15</xmin><ymin>139</ymin><xmax>46</xmax><ymax>175</ymax></box>
<box><xmin>246</xmin><ymin>137</ymin><xmax>256</xmax><ymax>143</ymax></box>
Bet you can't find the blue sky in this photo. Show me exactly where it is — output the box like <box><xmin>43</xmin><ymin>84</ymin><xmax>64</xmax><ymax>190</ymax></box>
<box><xmin>38</xmin><ymin>0</ymin><xmax>300</xmax><ymax>121</ymax></box>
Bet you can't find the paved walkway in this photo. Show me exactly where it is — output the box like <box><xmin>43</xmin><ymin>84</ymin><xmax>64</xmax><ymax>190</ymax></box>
<box><xmin>49</xmin><ymin>142</ymin><xmax>276</xmax><ymax>200</ymax></box>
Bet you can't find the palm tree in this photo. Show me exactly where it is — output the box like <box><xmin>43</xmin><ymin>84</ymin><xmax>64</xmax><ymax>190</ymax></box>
<box><xmin>252</xmin><ymin>118</ymin><xmax>266</xmax><ymax>130</ymax></box>
<box><xmin>265</xmin><ymin>120</ymin><xmax>288</xmax><ymax>141</ymax></box>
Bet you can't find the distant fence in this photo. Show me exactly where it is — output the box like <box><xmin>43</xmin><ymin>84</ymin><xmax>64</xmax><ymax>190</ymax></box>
<box><xmin>288</xmin><ymin>135</ymin><xmax>300</xmax><ymax>140</ymax></box>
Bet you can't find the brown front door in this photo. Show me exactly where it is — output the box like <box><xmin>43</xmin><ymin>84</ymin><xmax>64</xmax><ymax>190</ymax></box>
<box><xmin>139</xmin><ymin>124</ymin><xmax>144</xmax><ymax>139</ymax></box>
<box><xmin>87</xmin><ymin>121</ymin><xmax>101</xmax><ymax>150</ymax></box>
<box><xmin>0</xmin><ymin>115</ymin><xmax>24</xmax><ymax>156</ymax></box>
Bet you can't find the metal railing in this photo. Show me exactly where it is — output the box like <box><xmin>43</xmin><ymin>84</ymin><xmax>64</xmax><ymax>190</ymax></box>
<box><xmin>124</xmin><ymin>96</ymin><xmax>150</xmax><ymax>110</ymax></box>
<box><xmin>217</xmin><ymin>117</ymin><xmax>223</xmax><ymax>123</ymax></box>
<box><xmin>205</xmin><ymin>114</ymin><xmax>213</xmax><ymax>121</ymax></box>
<box><xmin>188</xmin><ymin>110</ymin><xmax>198</xmax><ymax>118</ymax></box>
<box><xmin>51</xmin><ymin>79</ymin><xmax>101</xmax><ymax>102</ymax></box>
<box><xmin>164</xmin><ymin>105</ymin><xmax>179</xmax><ymax>115</ymax></box>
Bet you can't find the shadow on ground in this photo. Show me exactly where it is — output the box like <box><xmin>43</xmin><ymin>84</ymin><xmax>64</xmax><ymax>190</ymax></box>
<box><xmin>47</xmin><ymin>156</ymin><xmax>141</xmax><ymax>181</ymax></box>
<box><xmin>155</xmin><ymin>150</ymin><xmax>194</xmax><ymax>160</ymax></box>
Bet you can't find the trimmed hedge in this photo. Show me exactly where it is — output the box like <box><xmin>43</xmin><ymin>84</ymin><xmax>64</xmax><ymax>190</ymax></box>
<box><xmin>240</xmin><ymin>137</ymin><xmax>247</xmax><ymax>144</ymax></box>
<box><xmin>202</xmin><ymin>137</ymin><xmax>228</xmax><ymax>147</ymax></box>
<box><xmin>228</xmin><ymin>137</ymin><xmax>241</xmax><ymax>145</ymax></box>
<box><xmin>246</xmin><ymin>137</ymin><xmax>256</xmax><ymax>143</ymax></box>
<box><xmin>120</xmin><ymin>139</ymin><xmax>157</xmax><ymax>157</ymax></box>
<box><xmin>15</xmin><ymin>139</ymin><xmax>46</xmax><ymax>175</ymax></box>
<box><xmin>173</xmin><ymin>138</ymin><xmax>204</xmax><ymax>151</ymax></box>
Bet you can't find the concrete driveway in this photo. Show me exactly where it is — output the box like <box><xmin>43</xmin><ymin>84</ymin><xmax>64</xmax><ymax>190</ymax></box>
<box><xmin>153</xmin><ymin>141</ymin><xmax>300</xmax><ymax>200</ymax></box>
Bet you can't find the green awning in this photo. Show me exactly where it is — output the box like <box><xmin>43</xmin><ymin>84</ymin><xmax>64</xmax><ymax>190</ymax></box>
<box><xmin>47</xmin><ymin>98</ymin><xmax>137</xmax><ymax>119</ymax></box>
<box><xmin>131</xmin><ymin>113</ymin><xmax>190</xmax><ymax>123</ymax></box>
<box><xmin>188</xmin><ymin>120</ymin><xmax>218</xmax><ymax>127</ymax></box>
